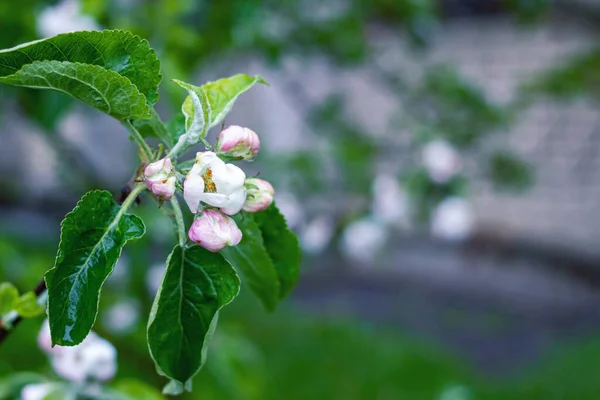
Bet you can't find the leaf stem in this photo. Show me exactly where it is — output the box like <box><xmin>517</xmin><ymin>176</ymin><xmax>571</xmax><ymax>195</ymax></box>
<box><xmin>124</xmin><ymin>120</ymin><xmax>154</xmax><ymax>162</ymax></box>
<box><xmin>170</xmin><ymin>195</ymin><xmax>187</xmax><ymax>247</ymax></box>
<box><xmin>120</xmin><ymin>183</ymin><xmax>147</xmax><ymax>213</ymax></box>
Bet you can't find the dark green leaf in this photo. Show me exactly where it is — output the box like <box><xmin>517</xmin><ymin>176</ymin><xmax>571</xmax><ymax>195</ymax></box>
<box><xmin>147</xmin><ymin>245</ymin><xmax>240</xmax><ymax>391</ymax></box>
<box><xmin>45</xmin><ymin>190</ymin><xmax>145</xmax><ymax>346</ymax></box>
<box><xmin>0</xmin><ymin>30</ymin><xmax>161</xmax><ymax>105</ymax></box>
<box><xmin>253</xmin><ymin>203</ymin><xmax>301</xmax><ymax>299</ymax></box>
<box><xmin>221</xmin><ymin>213</ymin><xmax>280</xmax><ymax>311</ymax></box>
<box><xmin>0</xmin><ymin>61</ymin><xmax>150</xmax><ymax>120</ymax></box>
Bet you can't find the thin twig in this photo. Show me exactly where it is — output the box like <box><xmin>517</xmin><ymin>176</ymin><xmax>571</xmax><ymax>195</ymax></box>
<box><xmin>124</xmin><ymin>120</ymin><xmax>154</xmax><ymax>162</ymax></box>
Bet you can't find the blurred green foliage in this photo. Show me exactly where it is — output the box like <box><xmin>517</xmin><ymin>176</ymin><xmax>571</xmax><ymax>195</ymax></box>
<box><xmin>4</xmin><ymin>225</ymin><xmax>600</xmax><ymax>399</ymax></box>
<box><xmin>525</xmin><ymin>48</ymin><xmax>600</xmax><ymax>100</ymax></box>
<box><xmin>488</xmin><ymin>151</ymin><xmax>533</xmax><ymax>192</ymax></box>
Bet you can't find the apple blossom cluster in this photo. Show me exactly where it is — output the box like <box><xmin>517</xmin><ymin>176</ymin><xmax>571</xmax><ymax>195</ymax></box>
<box><xmin>144</xmin><ymin>125</ymin><xmax>274</xmax><ymax>252</ymax></box>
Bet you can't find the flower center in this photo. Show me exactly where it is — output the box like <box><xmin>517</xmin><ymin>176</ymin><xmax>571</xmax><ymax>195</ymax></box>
<box><xmin>202</xmin><ymin>168</ymin><xmax>217</xmax><ymax>192</ymax></box>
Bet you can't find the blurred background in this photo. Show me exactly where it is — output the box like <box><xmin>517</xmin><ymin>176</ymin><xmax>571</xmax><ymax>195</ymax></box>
<box><xmin>3</xmin><ymin>0</ymin><xmax>600</xmax><ymax>398</ymax></box>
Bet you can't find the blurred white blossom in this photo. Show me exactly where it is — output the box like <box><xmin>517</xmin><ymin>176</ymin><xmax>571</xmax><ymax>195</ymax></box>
<box><xmin>340</xmin><ymin>218</ymin><xmax>388</xmax><ymax>262</ymax></box>
<box><xmin>422</xmin><ymin>140</ymin><xmax>462</xmax><ymax>184</ymax></box>
<box><xmin>300</xmin><ymin>215</ymin><xmax>335</xmax><ymax>255</ymax></box>
<box><xmin>37</xmin><ymin>0</ymin><xmax>100</xmax><ymax>38</ymax></box>
<box><xmin>438</xmin><ymin>385</ymin><xmax>471</xmax><ymax>400</ymax></box>
<box><xmin>106</xmin><ymin>253</ymin><xmax>130</xmax><ymax>288</ymax></box>
<box><xmin>20</xmin><ymin>383</ymin><xmax>55</xmax><ymax>400</ymax></box>
<box><xmin>275</xmin><ymin>192</ymin><xmax>304</xmax><ymax>229</ymax></box>
<box><xmin>38</xmin><ymin>320</ymin><xmax>117</xmax><ymax>383</ymax></box>
<box><xmin>102</xmin><ymin>299</ymin><xmax>141</xmax><ymax>335</ymax></box>
<box><xmin>431</xmin><ymin>197</ymin><xmax>475</xmax><ymax>241</ymax></box>
<box><xmin>146</xmin><ymin>263</ymin><xmax>166</xmax><ymax>295</ymax></box>
<box><xmin>372</xmin><ymin>173</ymin><xmax>408</xmax><ymax>226</ymax></box>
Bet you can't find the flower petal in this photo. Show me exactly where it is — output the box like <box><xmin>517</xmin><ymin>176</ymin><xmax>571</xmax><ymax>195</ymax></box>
<box><xmin>183</xmin><ymin>174</ymin><xmax>205</xmax><ymax>213</ymax></box>
<box><xmin>220</xmin><ymin>189</ymin><xmax>246</xmax><ymax>215</ymax></box>
<box><xmin>212</xmin><ymin>163</ymin><xmax>246</xmax><ymax>195</ymax></box>
<box><xmin>199</xmin><ymin>192</ymin><xmax>231</xmax><ymax>208</ymax></box>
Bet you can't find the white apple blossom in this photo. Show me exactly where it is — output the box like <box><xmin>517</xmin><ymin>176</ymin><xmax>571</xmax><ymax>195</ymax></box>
<box><xmin>422</xmin><ymin>140</ymin><xmax>462</xmax><ymax>184</ymax></box>
<box><xmin>372</xmin><ymin>173</ymin><xmax>408</xmax><ymax>226</ymax></box>
<box><xmin>144</xmin><ymin>158</ymin><xmax>177</xmax><ymax>200</ymax></box>
<box><xmin>184</xmin><ymin>152</ymin><xmax>246</xmax><ymax>215</ymax></box>
<box><xmin>102</xmin><ymin>299</ymin><xmax>141</xmax><ymax>335</ymax></box>
<box><xmin>188</xmin><ymin>209</ymin><xmax>243</xmax><ymax>252</ymax></box>
<box><xmin>37</xmin><ymin>0</ymin><xmax>100</xmax><ymax>38</ymax></box>
<box><xmin>146</xmin><ymin>263</ymin><xmax>166</xmax><ymax>295</ymax></box>
<box><xmin>340</xmin><ymin>218</ymin><xmax>388</xmax><ymax>262</ymax></box>
<box><xmin>300</xmin><ymin>215</ymin><xmax>335</xmax><ymax>255</ymax></box>
<box><xmin>20</xmin><ymin>383</ymin><xmax>57</xmax><ymax>400</ymax></box>
<box><xmin>274</xmin><ymin>192</ymin><xmax>304</xmax><ymax>229</ymax></box>
<box><xmin>38</xmin><ymin>320</ymin><xmax>117</xmax><ymax>383</ymax></box>
<box><xmin>431</xmin><ymin>197</ymin><xmax>475</xmax><ymax>241</ymax></box>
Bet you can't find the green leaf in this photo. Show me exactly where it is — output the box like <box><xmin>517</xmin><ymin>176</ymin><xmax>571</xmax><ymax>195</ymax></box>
<box><xmin>45</xmin><ymin>190</ymin><xmax>145</xmax><ymax>346</ymax></box>
<box><xmin>112</xmin><ymin>379</ymin><xmax>164</xmax><ymax>400</ymax></box>
<box><xmin>174</xmin><ymin>78</ymin><xmax>211</xmax><ymax>144</ymax></box>
<box><xmin>221</xmin><ymin>213</ymin><xmax>280</xmax><ymax>311</ymax></box>
<box><xmin>177</xmin><ymin>74</ymin><xmax>267</xmax><ymax>133</ymax></box>
<box><xmin>0</xmin><ymin>282</ymin><xmax>19</xmax><ymax>316</ymax></box>
<box><xmin>15</xmin><ymin>292</ymin><xmax>45</xmax><ymax>318</ymax></box>
<box><xmin>252</xmin><ymin>203</ymin><xmax>301</xmax><ymax>299</ymax></box>
<box><xmin>0</xmin><ymin>30</ymin><xmax>161</xmax><ymax>105</ymax></box>
<box><xmin>201</xmin><ymin>74</ymin><xmax>267</xmax><ymax>128</ymax></box>
<box><xmin>0</xmin><ymin>61</ymin><xmax>150</xmax><ymax>120</ymax></box>
<box><xmin>147</xmin><ymin>245</ymin><xmax>240</xmax><ymax>391</ymax></box>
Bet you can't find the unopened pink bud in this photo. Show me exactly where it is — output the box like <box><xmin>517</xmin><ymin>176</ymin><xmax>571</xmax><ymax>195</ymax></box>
<box><xmin>144</xmin><ymin>158</ymin><xmax>177</xmax><ymax>200</ymax></box>
<box><xmin>188</xmin><ymin>209</ymin><xmax>243</xmax><ymax>252</ymax></box>
<box><xmin>243</xmin><ymin>178</ymin><xmax>274</xmax><ymax>212</ymax></box>
<box><xmin>215</xmin><ymin>125</ymin><xmax>260</xmax><ymax>161</ymax></box>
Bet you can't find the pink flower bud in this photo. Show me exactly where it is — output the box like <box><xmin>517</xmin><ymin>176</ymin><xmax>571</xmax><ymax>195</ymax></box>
<box><xmin>144</xmin><ymin>158</ymin><xmax>177</xmax><ymax>200</ymax></box>
<box><xmin>243</xmin><ymin>178</ymin><xmax>274</xmax><ymax>212</ymax></box>
<box><xmin>215</xmin><ymin>125</ymin><xmax>260</xmax><ymax>161</ymax></box>
<box><xmin>188</xmin><ymin>210</ymin><xmax>243</xmax><ymax>252</ymax></box>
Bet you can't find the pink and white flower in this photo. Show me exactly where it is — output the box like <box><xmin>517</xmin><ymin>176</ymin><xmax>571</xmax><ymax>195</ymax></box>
<box><xmin>243</xmin><ymin>178</ymin><xmax>274</xmax><ymax>213</ymax></box>
<box><xmin>188</xmin><ymin>209</ymin><xmax>243</xmax><ymax>252</ymax></box>
<box><xmin>144</xmin><ymin>158</ymin><xmax>177</xmax><ymax>200</ymax></box>
<box><xmin>184</xmin><ymin>152</ymin><xmax>246</xmax><ymax>215</ymax></box>
<box><xmin>215</xmin><ymin>125</ymin><xmax>260</xmax><ymax>161</ymax></box>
